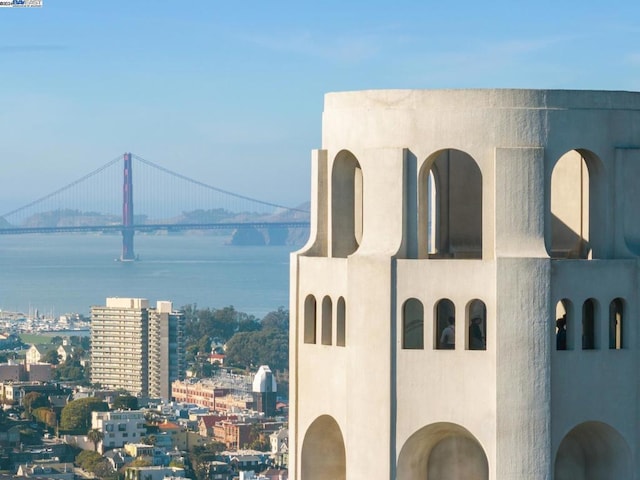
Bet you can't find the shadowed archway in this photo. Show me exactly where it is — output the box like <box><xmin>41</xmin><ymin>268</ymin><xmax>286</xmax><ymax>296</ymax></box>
<box><xmin>301</xmin><ymin>415</ymin><xmax>346</xmax><ymax>480</ymax></box>
<box><xmin>397</xmin><ymin>422</ymin><xmax>488</xmax><ymax>479</ymax></box>
<box><xmin>555</xmin><ymin>421</ymin><xmax>631</xmax><ymax>480</ymax></box>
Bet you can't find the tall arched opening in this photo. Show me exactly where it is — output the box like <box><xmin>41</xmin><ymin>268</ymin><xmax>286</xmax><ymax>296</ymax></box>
<box><xmin>321</xmin><ymin>296</ymin><xmax>333</xmax><ymax>345</ymax></box>
<box><xmin>397</xmin><ymin>422</ymin><xmax>488</xmax><ymax>480</ymax></box>
<box><xmin>303</xmin><ymin>295</ymin><xmax>317</xmax><ymax>344</ymax></box>
<box><xmin>419</xmin><ymin>149</ymin><xmax>483</xmax><ymax>259</ymax></box>
<box><xmin>301</xmin><ymin>415</ymin><xmax>346</xmax><ymax>480</ymax></box>
<box><xmin>549</xmin><ymin>149</ymin><xmax>606</xmax><ymax>259</ymax></box>
<box><xmin>435</xmin><ymin>299</ymin><xmax>456</xmax><ymax>350</ymax></box>
<box><xmin>332</xmin><ymin>150</ymin><xmax>363</xmax><ymax>258</ymax></box>
<box><xmin>402</xmin><ymin>298</ymin><xmax>424</xmax><ymax>349</ymax></box>
<box><xmin>555</xmin><ymin>421</ymin><xmax>631</xmax><ymax>480</ymax></box>
<box><xmin>466</xmin><ymin>299</ymin><xmax>486</xmax><ymax>350</ymax></box>
<box><xmin>555</xmin><ymin>299</ymin><xmax>573</xmax><ymax>350</ymax></box>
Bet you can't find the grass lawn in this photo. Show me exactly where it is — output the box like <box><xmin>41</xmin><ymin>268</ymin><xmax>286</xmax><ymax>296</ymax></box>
<box><xmin>19</xmin><ymin>333</ymin><xmax>54</xmax><ymax>345</ymax></box>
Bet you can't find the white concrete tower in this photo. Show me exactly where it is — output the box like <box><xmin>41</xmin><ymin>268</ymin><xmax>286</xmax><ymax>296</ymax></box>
<box><xmin>290</xmin><ymin>89</ymin><xmax>640</xmax><ymax>480</ymax></box>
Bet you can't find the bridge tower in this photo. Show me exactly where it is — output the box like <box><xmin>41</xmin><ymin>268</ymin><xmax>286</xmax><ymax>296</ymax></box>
<box><xmin>290</xmin><ymin>89</ymin><xmax>640</xmax><ymax>479</ymax></box>
<box><xmin>121</xmin><ymin>152</ymin><xmax>135</xmax><ymax>261</ymax></box>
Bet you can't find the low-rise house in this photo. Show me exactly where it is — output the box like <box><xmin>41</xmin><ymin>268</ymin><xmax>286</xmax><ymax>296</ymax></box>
<box><xmin>124</xmin><ymin>466</ymin><xmax>185</xmax><ymax>480</ymax></box>
<box><xmin>205</xmin><ymin>461</ymin><xmax>233</xmax><ymax>480</ymax></box>
<box><xmin>15</xmin><ymin>463</ymin><xmax>74</xmax><ymax>480</ymax></box>
<box><xmin>103</xmin><ymin>449</ymin><xmax>133</xmax><ymax>471</ymax></box>
<box><xmin>0</xmin><ymin>363</ymin><xmax>24</xmax><ymax>382</ymax></box>
<box><xmin>56</xmin><ymin>345</ymin><xmax>74</xmax><ymax>363</ymax></box>
<box><xmin>25</xmin><ymin>364</ymin><xmax>52</xmax><ymax>382</ymax></box>
<box><xmin>198</xmin><ymin>415</ymin><xmax>227</xmax><ymax>437</ymax></box>
<box><xmin>25</xmin><ymin>345</ymin><xmax>56</xmax><ymax>365</ymax></box>
<box><xmin>0</xmin><ymin>425</ymin><xmax>20</xmax><ymax>447</ymax></box>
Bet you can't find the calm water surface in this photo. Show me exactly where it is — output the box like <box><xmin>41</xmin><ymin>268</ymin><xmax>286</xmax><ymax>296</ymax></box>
<box><xmin>0</xmin><ymin>234</ymin><xmax>297</xmax><ymax>318</ymax></box>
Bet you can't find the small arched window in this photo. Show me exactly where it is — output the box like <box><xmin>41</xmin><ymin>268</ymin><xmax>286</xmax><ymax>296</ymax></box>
<box><xmin>582</xmin><ymin>298</ymin><xmax>597</xmax><ymax>350</ymax></box>
<box><xmin>609</xmin><ymin>298</ymin><xmax>624</xmax><ymax>350</ymax></box>
<box><xmin>435</xmin><ymin>299</ymin><xmax>455</xmax><ymax>350</ymax></box>
<box><xmin>321</xmin><ymin>296</ymin><xmax>332</xmax><ymax>345</ymax></box>
<box><xmin>467</xmin><ymin>299</ymin><xmax>486</xmax><ymax>350</ymax></box>
<box><xmin>555</xmin><ymin>299</ymin><xmax>573</xmax><ymax>350</ymax></box>
<box><xmin>336</xmin><ymin>297</ymin><xmax>346</xmax><ymax>347</ymax></box>
<box><xmin>304</xmin><ymin>295</ymin><xmax>317</xmax><ymax>344</ymax></box>
<box><xmin>402</xmin><ymin>298</ymin><xmax>424</xmax><ymax>349</ymax></box>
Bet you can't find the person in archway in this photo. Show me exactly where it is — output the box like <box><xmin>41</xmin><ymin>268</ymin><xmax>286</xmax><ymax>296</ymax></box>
<box><xmin>556</xmin><ymin>314</ymin><xmax>567</xmax><ymax>350</ymax></box>
<box><xmin>469</xmin><ymin>317</ymin><xmax>485</xmax><ymax>350</ymax></box>
<box><xmin>440</xmin><ymin>317</ymin><xmax>455</xmax><ymax>349</ymax></box>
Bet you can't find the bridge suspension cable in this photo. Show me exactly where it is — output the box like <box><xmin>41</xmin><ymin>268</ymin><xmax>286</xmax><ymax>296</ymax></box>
<box><xmin>1</xmin><ymin>155</ymin><xmax>123</xmax><ymax>219</ymax></box>
<box><xmin>131</xmin><ymin>154</ymin><xmax>309</xmax><ymax>214</ymax></box>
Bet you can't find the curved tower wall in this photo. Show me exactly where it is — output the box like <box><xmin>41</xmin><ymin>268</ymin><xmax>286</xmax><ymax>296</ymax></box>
<box><xmin>290</xmin><ymin>89</ymin><xmax>640</xmax><ymax>480</ymax></box>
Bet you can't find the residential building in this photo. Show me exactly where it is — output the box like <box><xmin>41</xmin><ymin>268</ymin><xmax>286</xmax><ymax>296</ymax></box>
<box><xmin>148</xmin><ymin>301</ymin><xmax>185</xmax><ymax>400</ymax></box>
<box><xmin>91</xmin><ymin>298</ymin><xmax>185</xmax><ymax>398</ymax></box>
<box><xmin>290</xmin><ymin>89</ymin><xmax>640</xmax><ymax>478</ymax></box>
<box><xmin>124</xmin><ymin>466</ymin><xmax>185</xmax><ymax>480</ymax></box>
<box><xmin>92</xmin><ymin>410</ymin><xmax>146</xmax><ymax>452</ymax></box>
<box><xmin>25</xmin><ymin>345</ymin><xmax>55</xmax><ymax>365</ymax></box>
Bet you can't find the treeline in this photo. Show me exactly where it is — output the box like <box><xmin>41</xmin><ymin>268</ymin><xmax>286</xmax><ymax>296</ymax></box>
<box><xmin>183</xmin><ymin>305</ymin><xmax>289</xmax><ymax>373</ymax></box>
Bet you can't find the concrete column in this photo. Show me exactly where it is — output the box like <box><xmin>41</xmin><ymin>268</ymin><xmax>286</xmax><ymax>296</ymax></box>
<box><xmin>495</xmin><ymin>147</ymin><xmax>547</xmax><ymax>257</ymax></box>
<box><xmin>496</xmin><ymin>258</ymin><xmax>551</xmax><ymax>480</ymax></box>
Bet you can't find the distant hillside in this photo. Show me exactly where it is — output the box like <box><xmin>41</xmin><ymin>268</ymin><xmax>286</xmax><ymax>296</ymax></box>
<box><xmin>10</xmin><ymin>205</ymin><xmax>311</xmax><ymax>245</ymax></box>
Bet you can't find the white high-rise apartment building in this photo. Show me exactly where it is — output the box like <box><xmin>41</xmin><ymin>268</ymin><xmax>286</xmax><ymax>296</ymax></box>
<box><xmin>91</xmin><ymin>297</ymin><xmax>185</xmax><ymax>399</ymax></box>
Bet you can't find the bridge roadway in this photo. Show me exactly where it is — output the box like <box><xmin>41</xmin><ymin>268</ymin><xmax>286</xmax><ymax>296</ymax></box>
<box><xmin>0</xmin><ymin>221</ymin><xmax>310</xmax><ymax>235</ymax></box>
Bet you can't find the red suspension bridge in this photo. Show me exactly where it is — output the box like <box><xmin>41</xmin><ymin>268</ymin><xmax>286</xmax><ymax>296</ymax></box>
<box><xmin>0</xmin><ymin>153</ymin><xmax>309</xmax><ymax>260</ymax></box>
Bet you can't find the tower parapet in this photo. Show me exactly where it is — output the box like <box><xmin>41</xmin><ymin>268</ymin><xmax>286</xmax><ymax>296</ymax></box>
<box><xmin>290</xmin><ymin>89</ymin><xmax>640</xmax><ymax>479</ymax></box>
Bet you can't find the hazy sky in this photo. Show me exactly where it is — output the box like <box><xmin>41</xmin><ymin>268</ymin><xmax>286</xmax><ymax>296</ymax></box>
<box><xmin>1</xmin><ymin>0</ymin><xmax>639</xmax><ymax>212</ymax></box>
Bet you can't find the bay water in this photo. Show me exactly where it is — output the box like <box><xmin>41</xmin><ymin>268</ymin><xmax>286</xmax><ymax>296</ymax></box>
<box><xmin>0</xmin><ymin>233</ymin><xmax>298</xmax><ymax>319</ymax></box>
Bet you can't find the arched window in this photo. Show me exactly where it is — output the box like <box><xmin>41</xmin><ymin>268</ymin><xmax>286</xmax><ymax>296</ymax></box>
<box><xmin>555</xmin><ymin>299</ymin><xmax>573</xmax><ymax>350</ymax></box>
<box><xmin>304</xmin><ymin>295</ymin><xmax>317</xmax><ymax>344</ymax></box>
<box><xmin>402</xmin><ymin>298</ymin><xmax>424</xmax><ymax>349</ymax></box>
<box><xmin>321</xmin><ymin>296</ymin><xmax>332</xmax><ymax>345</ymax></box>
<box><xmin>332</xmin><ymin>151</ymin><xmax>363</xmax><ymax>258</ymax></box>
<box><xmin>419</xmin><ymin>149</ymin><xmax>482</xmax><ymax>259</ymax></box>
<box><xmin>336</xmin><ymin>297</ymin><xmax>346</xmax><ymax>347</ymax></box>
<box><xmin>582</xmin><ymin>298</ymin><xmax>597</xmax><ymax>350</ymax></box>
<box><xmin>609</xmin><ymin>298</ymin><xmax>624</xmax><ymax>350</ymax></box>
<box><xmin>549</xmin><ymin>149</ymin><xmax>606</xmax><ymax>259</ymax></box>
<box><xmin>467</xmin><ymin>299</ymin><xmax>486</xmax><ymax>350</ymax></box>
<box><xmin>435</xmin><ymin>299</ymin><xmax>455</xmax><ymax>350</ymax></box>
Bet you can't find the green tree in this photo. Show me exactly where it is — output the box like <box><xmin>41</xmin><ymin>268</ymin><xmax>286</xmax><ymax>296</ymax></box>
<box><xmin>87</xmin><ymin>428</ymin><xmax>104</xmax><ymax>451</ymax></box>
<box><xmin>32</xmin><ymin>407</ymin><xmax>57</xmax><ymax>428</ymax></box>
<box><xmin>238</xmin><ymin>317</ymin><xmax>261</xmax><ymax>333</ymax></box>
<box><xmin>23</xmin><ymin>392</ymin><xmax>49</xmax><ymax>417</ymax></box>
<box><xmin>225</xmin><ymin>329</ymin><xmax>289</xmax><ymax>371</ymax></box>
<box><xmin>261</xmin><ymin>307</ymin><xmax>289</xmax><ymax>332</ymax></box>
<box><xmin>41</xmin><ymin>349</ymin><xmax>61</xmax><ymax>365</ymax></box>
<box><xmin>55</xmin><ymin>358</ymin><xmax>86</xmax><ymax>382</ymax></box>
<box><xmin>60</xmin><ymin>398</ymin><xmax>108</xmax><ymax>432</ymax></box>
<box><xmin>189</xmin><ymin>443</ymin><xmax>226</xmax><ymax>480</ymax></box>
<box><xmin>112</xmin><ymin>394</ymin><xmax>138</xmax><ymax>410</ymax></box>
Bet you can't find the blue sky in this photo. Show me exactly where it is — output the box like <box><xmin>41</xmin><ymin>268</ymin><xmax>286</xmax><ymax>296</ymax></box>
<box><xmin>1</xmin><ymin>0</ymin><xmax>639</xmax><ymax>212</ymax></box>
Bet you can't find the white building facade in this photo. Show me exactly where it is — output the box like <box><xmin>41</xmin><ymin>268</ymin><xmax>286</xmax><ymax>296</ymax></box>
<box><xmin>92</xmin><ymin>410</ymin><xmax>146</xmax><ymax>451</ymax></box>
<box><xmin>290</xmin><ymin>89</ymin><xmax>640</xmax><ymax>479</ymax></box>
<box><xmin>91</xmin><ymin>298</ymin><xmax>185</xmax><ymax>399</ymax></box>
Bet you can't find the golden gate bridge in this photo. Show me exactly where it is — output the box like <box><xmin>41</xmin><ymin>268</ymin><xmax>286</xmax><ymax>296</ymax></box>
<box><xmin>0</xmin><ymin>153</ymin><xmax>309</xmax><ymax>260</ymax></box>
